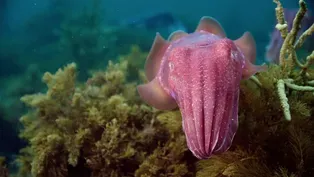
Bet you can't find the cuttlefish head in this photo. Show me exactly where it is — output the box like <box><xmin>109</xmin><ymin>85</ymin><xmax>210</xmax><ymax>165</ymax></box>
<box><xmin>137</xmin><ymin>16</ymin><xmax>267</xmax><ymax>111</ymax></box>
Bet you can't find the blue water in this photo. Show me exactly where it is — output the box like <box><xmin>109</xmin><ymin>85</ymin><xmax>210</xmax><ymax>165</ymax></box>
<box><xmin>0</xmin><ymin>0</ymin><xmax>308</xmax><ymax>173</ymax></box>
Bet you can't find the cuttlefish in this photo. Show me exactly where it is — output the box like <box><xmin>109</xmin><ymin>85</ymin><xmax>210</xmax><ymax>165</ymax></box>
<box><xmin>137</xmin><ymin>16</ymin><xmax>267</xmax><ymax>159</ymax></box>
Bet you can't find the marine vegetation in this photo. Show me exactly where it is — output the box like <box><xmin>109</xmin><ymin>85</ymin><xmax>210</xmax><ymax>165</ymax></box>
<box><xmin>265</xmin><ymin>6</ymin><xmax>314</xmax><ymax>63</ymax></box>
<box><xmin>0</xmin><ymin>157</ymin><xmax>9</xmax><ymax>177</ymax></box>
<box><xmin>16</xmin><ymin>48</ymin><xmax>195</xmax><ymax>177</ymax></box>
<box><xmin>16</xmin><ymin>0</ymin><xmax>314</xmax><ymax>177</ymax></box>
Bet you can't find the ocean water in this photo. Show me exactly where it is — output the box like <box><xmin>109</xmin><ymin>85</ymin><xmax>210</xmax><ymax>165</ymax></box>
<box><xmin>0</xmin><ymin>0</ymin><xmax>313</xmax><ymax>176</ymax></box>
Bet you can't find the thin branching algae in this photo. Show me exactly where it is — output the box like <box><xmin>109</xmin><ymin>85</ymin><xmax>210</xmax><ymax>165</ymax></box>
<box><xmin>273</xmin><ymin>0</ymin><xmax>314</xmax><ymax>121</ymax></box>
<box><xmin>17</xmin><ymin>59</ymin><xmax>192</xmax><ymax>177</ymax></box>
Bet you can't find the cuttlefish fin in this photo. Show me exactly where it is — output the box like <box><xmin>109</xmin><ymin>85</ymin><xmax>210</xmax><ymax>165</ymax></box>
<box><xmin>168</xmin><ymin>30</ymin><xmax>188</xmax><ymax>41</ymax></box>
<box><xmin>145</xmin><ymin>33</ymin><xmax>169</xmax><ymax>81</ymax></box>
<box><xmin>195</xmin><ymin>16</ymin><xmax>226</xmax><ymax>37</ymax></box>
<box><xmin>234</xmin><ymin>32</ymin><xmax>267</xmax><ymax>79</ymax></box>
<box><xmin>234</xmin><ymin>32</ymin><xmax>256</xmax><ymax>63</ymax></box>
<box><xmin>137</xmin><ymin>78</ymin><xmax>177</xmax><ymax>110</ymax></box>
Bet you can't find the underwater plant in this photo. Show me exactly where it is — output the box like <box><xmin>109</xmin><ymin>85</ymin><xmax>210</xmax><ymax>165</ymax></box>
<box><xmin>265</xmin><ymin>7</ymin><xmax>314</xmax><ymax>63</ymax></box>
<box><xmin>16</xmin><ymin>48</ymin><xmax>195</xmax><ymax>177</ymax></box>
<box><xmin>0</xmin><ymin>157</ymin><xmax>9</xmax><ymax>177</ymax></box>
<box><xmin>273</xmin><ymin>0</ymin><xmax>314</xmax><ymax>121</ymax></box>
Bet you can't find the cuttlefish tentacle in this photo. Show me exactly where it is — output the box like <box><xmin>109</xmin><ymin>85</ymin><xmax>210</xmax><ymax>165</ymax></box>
<box><xmin>234</xmin><ymin>32</ymin><xmax>268</xmax><ymax>79</ymax></box>
<box><xmin>195</xmin><ymin>16</ymin><xmax>226</xmax><ymax>38</ymax></box>
<box><xmin>213</xmin><ymin>84</ymin><xmax>240</xmax><ymax>154</ymax></box>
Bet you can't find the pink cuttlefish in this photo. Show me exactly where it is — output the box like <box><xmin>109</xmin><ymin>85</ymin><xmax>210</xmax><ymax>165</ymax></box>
<box><xmin>137</xmin><ymin>16</ymin><xmax>267</xmax><ymax>159</ymax></box>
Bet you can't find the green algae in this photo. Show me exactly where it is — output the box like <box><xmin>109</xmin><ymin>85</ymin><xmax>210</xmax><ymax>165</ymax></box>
<box><xmin>17</xmin><ymin>59</ymin><xmax>192</xmax><ymax>177</ymax></box>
